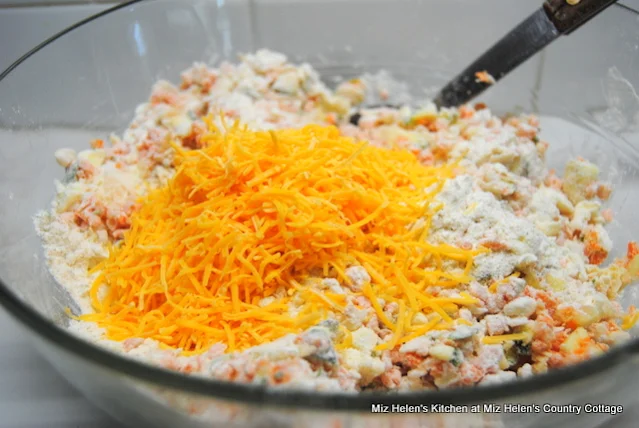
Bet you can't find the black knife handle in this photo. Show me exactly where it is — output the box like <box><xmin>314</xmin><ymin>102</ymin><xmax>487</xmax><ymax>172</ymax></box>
<box><xmin>544</xmin><ymin>0</ymin><xmax>617</xmax><ymax>34</ymax></box>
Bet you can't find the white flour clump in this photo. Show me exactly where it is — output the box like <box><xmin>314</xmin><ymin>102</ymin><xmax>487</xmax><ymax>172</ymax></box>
<box><xmin>34</xmin><ymin>212</ymin><xmax>104</xmax><ymax>314</ymax></box>
<box><xmin>429</xmin><ymin>175</ymin><xmax>561</xmax><ymax>281</ymax></box>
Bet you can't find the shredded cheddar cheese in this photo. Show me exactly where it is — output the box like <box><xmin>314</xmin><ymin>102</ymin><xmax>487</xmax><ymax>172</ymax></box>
<box><xmin>482</xmin><ymin>332</ymin><xmax>531</xmax><ymax>344</ymax></box>
<box><xmin>81</xmin><ymin>119</ymin><xmax>485</xmax><ymax>354</ymax></box>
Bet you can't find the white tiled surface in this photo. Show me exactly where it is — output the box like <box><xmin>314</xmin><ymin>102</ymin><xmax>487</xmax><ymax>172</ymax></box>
<box><xmin>1</xmin><ymin>2</ymin><xmax>639</xmax><ymax>428</ymax></box>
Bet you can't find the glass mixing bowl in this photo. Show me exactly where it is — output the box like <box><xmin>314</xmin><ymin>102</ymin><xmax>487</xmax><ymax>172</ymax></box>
<box><xmin>1</xmin><ymin>0</ymin><xmax>639</xmax><ymax>427</ymax></box>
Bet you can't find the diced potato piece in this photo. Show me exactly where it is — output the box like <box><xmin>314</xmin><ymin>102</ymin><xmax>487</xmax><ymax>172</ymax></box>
<box><xmin>562</xmin><ymin>159</ymin><xmax>599</xmax><ymax>204</ymax></box>
<box><xmin>161</xmin><ymin>113</ymin><xmax>193</xmax><ymax>136</ymax></box>
<box><xmin>272</xmin><ymin>71</ymin><xmax>300</xmax><ymax>95</ymax></box>
<box><xmin>522</xmin><ymin>267</ymin><xmax>541</xmax><ymax>288</ymax></box>
<box><xmin>342</xmin><ymin>349</ymin><xmax>386</xmax><ymax>384</ymax></box>
<box><xmin>554</xmin><ymin>191</ymin><xmax>575</xmax><ymax>216</ymax></box>
<box><xmin>351</xmin><ymin>327</ymin><xmax>379</xmax><ymax>352</ymax></box>
<box><xmin>560</xmin><ymin>327</ymin><xmax>590</xmax><ymax>354</ymax></box>
<box><xmin>536</xmin><ymin>219</ymin><xmax>562</xmax><ymax>237</ymax></box>
<box><xmin>78</xmin><ymin>149</ymin><xmax>106</xmax><ymax>168</ymax></box>
<box><xmin>545</xmin><ymin>274</ymin><xmax>566</xmax><ymax>291</ymax></box>
<box><xmin>503</xmin><ymin>297</ymin><xmax>537</xmax><ymax>318</ymax></box>
<box><xmin>54</xmin><ymin>148</ymin><xmax>77</xmax><ymax>168</ymax></box>
<box><xmin>628</xmin><ymin>256</ymin><xmax>639</xmax><ymax>278</ymax></box>
<box><xmin>561</xmin><ymin>327</ymin><xmax>603</xmax><ymax>357</ymax></box>
<box><xmin>572</xmin><ymin>305</ymin><xmax>600</xmax><ymax>327</ymax></box>
<box><xmin>335</xmin><ymin>79</ymin><xmax>366</xmax><ymax>105</ymax></box>
<box><xmin>320</xmin><ymin>95</ymin><xmax>350</xmax><ymax>115</ymax></box>
<box><xmin>429</xmin><ymin>344</ymin><xmax>456</xmax><ymax>361</ymax></box>
<box><xmin>569</xmin><ymin>200</ymin><xmax>601</xmax><ymax>233</ymax></box>
<box><xmin>588</xmin><ymin>264</ymin><xmax>631</xmax><ymax>299</ymax></box>
<box><xmin>55</xmin><ymin>182</ymin><xmax>85</xmax><ymax>213</ymax></box>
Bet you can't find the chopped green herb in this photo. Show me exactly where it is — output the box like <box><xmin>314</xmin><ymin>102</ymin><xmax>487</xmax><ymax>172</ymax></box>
<box><xmin>450</xmin><ymin>348</ymin><xmax>464</xmax><ymax>367</ymax></box>
<box><xmin>514</xmin><ymin>340</ymin><xmax>531</xmax><ymax>356</ymax></box>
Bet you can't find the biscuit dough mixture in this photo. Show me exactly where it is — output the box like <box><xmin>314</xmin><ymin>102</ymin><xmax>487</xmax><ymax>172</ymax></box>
<box><xmin>35</xmin><ymin>50</ymin><xmax>639</xmax><ymax>392</ymax></box>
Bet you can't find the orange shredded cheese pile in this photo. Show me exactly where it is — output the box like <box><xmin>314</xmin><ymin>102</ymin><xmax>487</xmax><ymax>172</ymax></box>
<box><xmin>82</xmin><ymin>118</ymin><xmax>485</xmax><ymax>354</ymax></box>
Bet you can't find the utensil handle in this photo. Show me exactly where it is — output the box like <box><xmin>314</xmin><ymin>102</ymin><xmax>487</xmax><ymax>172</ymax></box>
<box><xmin>544</xmin><ymin>0</ymin><xmax>618</xmax><ymax>34</ymax></box>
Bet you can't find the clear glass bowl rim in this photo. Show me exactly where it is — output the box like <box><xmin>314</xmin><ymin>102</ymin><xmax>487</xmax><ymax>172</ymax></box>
<box><xmin>1</xmin><ymin>0</ymin><xmax>639</xmax><ymax>411</ymax></box>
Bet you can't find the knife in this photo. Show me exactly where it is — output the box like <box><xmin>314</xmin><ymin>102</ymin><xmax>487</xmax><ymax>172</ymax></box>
<box><xmin>432</xmin><ymin>0</ymin><xmax>618</xmax><ymax>108</ymax></box>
